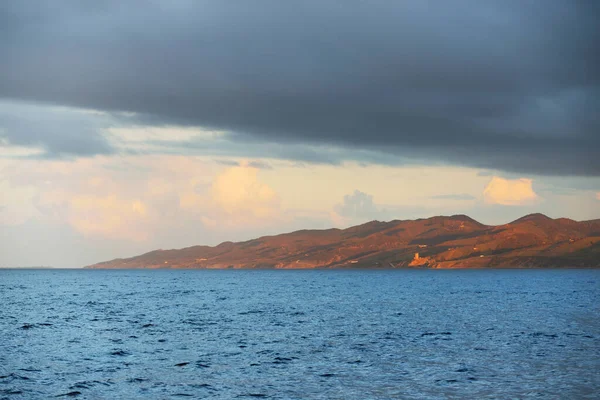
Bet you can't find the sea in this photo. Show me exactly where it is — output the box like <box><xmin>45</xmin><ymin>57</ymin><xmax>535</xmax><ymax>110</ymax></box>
<box><xmin>1</xmin><ymin>269</ymin><xmax>599</xmax><ymax>399</ymax></box>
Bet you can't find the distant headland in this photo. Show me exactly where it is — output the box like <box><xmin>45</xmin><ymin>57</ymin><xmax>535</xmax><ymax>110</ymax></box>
<box><xmin>86</xmin><ymin>214</ymin><xmax>600</xmax><ymax>269</ymax></box>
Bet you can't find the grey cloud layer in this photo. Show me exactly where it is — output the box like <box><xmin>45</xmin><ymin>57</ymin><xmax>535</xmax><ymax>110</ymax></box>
<box><xmin>1</xmin><ymin>1</ymin><xmax>598</xmax><ymax>174</ymax></box>
<box><xmin>0</xmin><ymin>101</ymin><xmax>114</xmax><ymax>157</ymax></box>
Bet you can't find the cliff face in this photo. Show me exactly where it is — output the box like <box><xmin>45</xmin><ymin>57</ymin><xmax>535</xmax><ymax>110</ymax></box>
<box><xmin>86</xmin><ymin>214</ymin><xmax>600</xmax><ymax>269</ymax></box>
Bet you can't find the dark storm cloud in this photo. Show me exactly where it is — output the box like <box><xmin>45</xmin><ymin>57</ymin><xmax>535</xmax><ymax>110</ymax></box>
<box><xmin>1</xmin><ymin>0</ymin><xmax>598</xmax><ymax>174</ymax></box>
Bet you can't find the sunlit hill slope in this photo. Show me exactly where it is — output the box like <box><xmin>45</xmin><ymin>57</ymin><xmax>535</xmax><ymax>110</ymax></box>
<box><xmin>86</xmin><ymin>214</ymin><xmax>600</xmax><ymax>269</ymax></box>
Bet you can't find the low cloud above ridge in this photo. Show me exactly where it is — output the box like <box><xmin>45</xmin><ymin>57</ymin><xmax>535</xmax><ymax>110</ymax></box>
<box><xmin>334</xmin><ymin>190</ymin><xmax>382</xmax><ymax>221</ymax></box>
<box><xmin>483</xmin><ymin>177</ymin><xmax>539</xmax><ymax>206</ymax></box>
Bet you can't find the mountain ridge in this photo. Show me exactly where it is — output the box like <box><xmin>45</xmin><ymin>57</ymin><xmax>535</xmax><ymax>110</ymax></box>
<box><xmin>86</xmin><ymin>213</ymin><xmax>600</xmax><ymax>269</ymax></box>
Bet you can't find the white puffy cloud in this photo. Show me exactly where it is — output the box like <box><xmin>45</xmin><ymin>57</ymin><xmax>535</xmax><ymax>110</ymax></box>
<box><xmin>329</xmin><ymin>189</ymin><xmax>414</xmax><ymax>227</ymax></box>
<box><xmin>211</xmin><ymin>165</ymin><xmax>277</xmax><ymax>214</ymax></box>
<box><xmin>483</xmin><ymin>176</ymin><xmax>539</xmax><ymax>206</ymax></box>
<box><xmin>1</xmin><ymin>156</ymin><xmax>214</xmax><ymax>241</ymax></box>
<box><xmin>0</xmin><ymin>156</ymin><xmax>288</xmax><ymax>242</ymax></box>
<box><xmin>65</xmin><ymin>195</ymin><xmax>151</xmax><ymax>241</ymax></box>
<box><xmin>334</xmin><ymin>190</ymin><xmax>379</xmax><ymax>219</ymax></box>
<box><xmin>205</xmin><ymin>163</ymin><xmax>285</xmax><ymax>230</ymax></box>
<box><xmin>330</xmin><ymin>190</ymin><xmax>382</xmax><ymax>227</ymax></box>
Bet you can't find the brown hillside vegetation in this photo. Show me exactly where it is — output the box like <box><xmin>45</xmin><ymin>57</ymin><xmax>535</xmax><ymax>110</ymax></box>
<box><xmin>86</xmin><ymin>214</ymin><xmax>600</xmax><ymax>269</ymax></box>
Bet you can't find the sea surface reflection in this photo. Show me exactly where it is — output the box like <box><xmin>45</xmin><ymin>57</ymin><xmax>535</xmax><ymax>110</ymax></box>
<box><xmin>1</xmin><ymin>269</ymin><xmax>598</xmax><ymax>399</ymax></box>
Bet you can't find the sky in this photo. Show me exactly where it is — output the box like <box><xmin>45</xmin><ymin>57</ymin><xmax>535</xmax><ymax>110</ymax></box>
<box><xmin>1</xmin><ymin>0</ymin><xmax>599</xmax><ymax>267</ymax></box>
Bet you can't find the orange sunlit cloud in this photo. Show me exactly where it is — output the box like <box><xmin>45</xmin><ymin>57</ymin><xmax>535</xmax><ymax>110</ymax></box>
<box><xmin>483</xmin><ymin>177</ymin><xmax>539</xmax><ymax>206</ymax></box>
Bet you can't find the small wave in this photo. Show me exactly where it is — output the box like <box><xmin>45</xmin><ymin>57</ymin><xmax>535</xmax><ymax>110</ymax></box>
<box><xmin>174</xmin><ymin>362</ymin><xmax>190</xmax><ymax>367</ymax></box>
<box><xmin>110</xmin><ymin>350</ymin><xmax>131</xmax><ymax>356</ymax></box>
<box><xmin>530</xmin><ymin>332</ymin><xmax>558</xmax><ymax>339</ymax></box>
<box><xmin>127</xmin><ymin>378</ymin><xmax>147</xmax><ymax>383</ymax></box>
<box><xmin>238</xmin><ymin>310</ymin><xmax>265</xmax><ymax>315</ymax></box>
<box><xmin>1</xmin><ymin>389</ymin><xmax>24</xmax><ymax>395</ymax></box>
<box><xmin>421</xmin><ymin>332</ymin><xmax>452</xmax><ymax>337</ymax></box>
<box><xmin>0</xmin><ymin>373</ymin><xmax>30</xmax><ymax>381</ymax></box>
<box><xmin>55</xmin><ymin>391</ymin><xmax>82</xmax><ymax>397</ymax></box>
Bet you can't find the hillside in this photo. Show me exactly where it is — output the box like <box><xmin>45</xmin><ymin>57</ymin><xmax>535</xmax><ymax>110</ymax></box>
<box><xmin>86</xmin><ymin>214</ymin><xmax>600</xmax><ymax>269</ymax></box>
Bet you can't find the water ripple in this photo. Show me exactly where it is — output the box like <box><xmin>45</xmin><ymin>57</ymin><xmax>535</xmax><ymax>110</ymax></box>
<box><xmin>1</xmin><ymin>269</ymin><xmax>599</xmax><ymax>399</ymax></box>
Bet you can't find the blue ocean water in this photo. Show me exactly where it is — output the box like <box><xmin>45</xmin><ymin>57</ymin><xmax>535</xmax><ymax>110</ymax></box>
<box><xmin>0</xmin><ymin>269</ymin><xmax>599</xmax><ymax>399</ymax></box>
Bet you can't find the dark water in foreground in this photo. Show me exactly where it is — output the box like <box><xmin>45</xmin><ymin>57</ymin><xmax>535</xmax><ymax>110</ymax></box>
<box><xmin>1</xmin><ymin>269</ymin><xmax>599</xmax><ymax>399</ymax></box>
